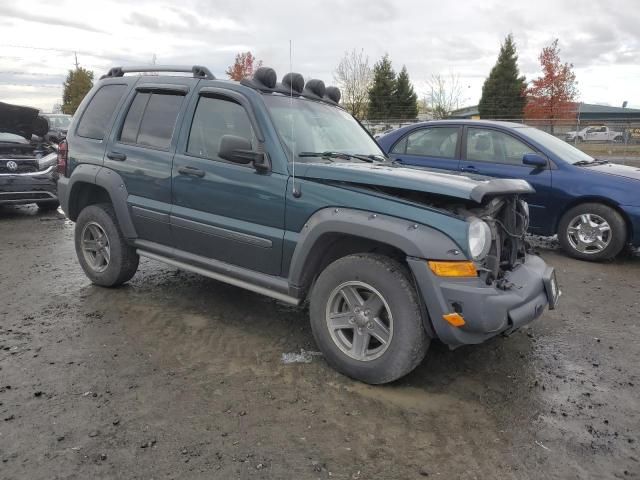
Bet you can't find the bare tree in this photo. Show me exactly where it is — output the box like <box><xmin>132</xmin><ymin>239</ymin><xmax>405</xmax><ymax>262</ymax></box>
<box><xmin>426</xmin><ymin>73</ymin><xmax>464</xmax><ymax>119</ymax></box>
<box><xmin>334</xmin><ymin>49</ymin><xmax>373</xmax><ymax>119</ymax></box>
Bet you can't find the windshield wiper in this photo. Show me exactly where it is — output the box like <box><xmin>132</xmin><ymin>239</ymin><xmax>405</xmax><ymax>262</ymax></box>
<box><xmin>574</xmin><ymin>158</ymin><xmax>609</xmax><ymax>166</ymax></box>
<box><xmin>298</xmin><ymin>151</ymin><xmax>378</xmax><ymax>163</ymax></box>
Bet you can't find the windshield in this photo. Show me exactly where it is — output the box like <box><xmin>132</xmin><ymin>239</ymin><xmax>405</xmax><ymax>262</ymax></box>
<box><xmin>518</xmin><ymin>127</ymin><xmax>595</xmax><ymax>164</ymax></box>
<box><xmin>44</xmin><ymin>115</ymin><xmax>72</xmax><ymax>129</ymax></box>
<box><xmin>262</xmin><ymin>95</ymin><xmax>384</xmax><ymax>161</ymax></box>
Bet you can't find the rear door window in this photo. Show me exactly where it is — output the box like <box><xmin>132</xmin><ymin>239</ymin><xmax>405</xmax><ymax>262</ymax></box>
<box><xmin>76</xmin><ymin>84</ymin><xmax>127</xmax><ymax>140</ymax></box>
<box><xmin>119</xmin><ymin>92</ymin><xmax>184</xmax><ymax>150</ymax></box>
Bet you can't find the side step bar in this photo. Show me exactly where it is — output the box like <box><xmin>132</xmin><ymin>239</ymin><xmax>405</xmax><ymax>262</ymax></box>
<box><xmin>136</xmin><ymin>243</ymin><xmax>300</xmax><ymax>306</ymax></box>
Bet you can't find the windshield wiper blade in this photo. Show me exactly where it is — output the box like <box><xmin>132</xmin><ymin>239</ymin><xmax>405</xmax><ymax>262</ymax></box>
<box><xmin>573</xmin><ymin>160</ymin><xmax>596</xmax><ymax>166</ymax></box>
<box><xmin>356</xmin><ymin>153</ymin><xmax>389</xmax><ymax>163</ymax></box>
<box><xmin>298</xmin><ymin>151</ymin><xmax>378</xmax><ymax>163</ymax></box>
<box><xmin>298</xmin><ymin>151</ymin><xmax>346</xmax><ymax>161</ymax></box>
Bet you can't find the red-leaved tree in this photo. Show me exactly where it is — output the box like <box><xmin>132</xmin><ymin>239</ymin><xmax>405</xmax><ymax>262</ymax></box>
<box><xmin>226</xmin><ymin>51</ymin><xmax>263</xmax><ymax>81</ymax></box>
<box><xmin>524</xmin><ymin>39</ymin><xmax>578</xmax><ymax>132</ymax></box>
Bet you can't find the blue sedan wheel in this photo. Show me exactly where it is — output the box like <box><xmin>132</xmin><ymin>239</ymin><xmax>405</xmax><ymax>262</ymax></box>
<box><xmin>558</xmin><ymin>203</ymin><xmax>627</xmax><ymax>261</ymax></box>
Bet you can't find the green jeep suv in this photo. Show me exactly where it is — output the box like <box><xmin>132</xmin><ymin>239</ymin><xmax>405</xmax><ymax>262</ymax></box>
<box><xmin>57</xmin><ymin>65</ymin><xmax>559</xmax><ymax>384</ymax></box>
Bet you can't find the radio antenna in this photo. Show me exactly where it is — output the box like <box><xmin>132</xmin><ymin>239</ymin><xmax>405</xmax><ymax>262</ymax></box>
<box><xmin>290</xmin><ymin>39</ymin><xmax>301</xmax><ymax>198</ymax></box>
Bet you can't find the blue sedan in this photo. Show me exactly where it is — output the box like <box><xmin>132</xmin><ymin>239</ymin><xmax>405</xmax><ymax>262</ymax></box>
<box><xmin>377</xmin><ymin>120</ymin><xmax>640</xmax><ymax>260</ymax></box>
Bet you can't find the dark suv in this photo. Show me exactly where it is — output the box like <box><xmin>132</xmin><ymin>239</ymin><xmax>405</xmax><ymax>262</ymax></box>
<box><xmin>0</xmin><ymin>102</ymin><xmax>59</xmax><ymax>210</ymax></box>
<box><xmin>57</xmin><ymin>65</ymin><xmax>559</xmax><ymax>384</ymax></box>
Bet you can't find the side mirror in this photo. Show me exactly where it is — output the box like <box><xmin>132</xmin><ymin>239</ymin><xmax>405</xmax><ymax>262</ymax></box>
<box><xmin>522</xmin><ymin>153</ymin><xmax>547</xmax><ymax>168</ymax></box>
<box><xmin>218</xmin><ymin>134</ymin><xmax>268</xmax><ymax>171</ymax></box>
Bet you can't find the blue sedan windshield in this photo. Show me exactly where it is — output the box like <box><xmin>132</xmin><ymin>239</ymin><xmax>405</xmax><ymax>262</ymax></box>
<box><xmin>518</xmin><ymin>127</ymin><xmax>595</xmax><ymax>164</ymax></box>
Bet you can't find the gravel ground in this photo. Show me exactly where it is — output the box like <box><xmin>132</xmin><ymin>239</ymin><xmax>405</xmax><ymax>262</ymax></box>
<box><xmin>0</xmin><ymin>205</ymin><xmax>638</xmax><ymax>480</ymax></box>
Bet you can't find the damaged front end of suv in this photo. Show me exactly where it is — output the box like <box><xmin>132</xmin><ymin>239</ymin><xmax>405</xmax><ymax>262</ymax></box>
<box><xmin>292</xmin><ymin>159</ymin><xmax>559</xmax><ymax>348</ymax></box>
<box><xmin>0</xmin><ymin>102</ymin><xmax>59</xmax><ymax>210</ymax></box>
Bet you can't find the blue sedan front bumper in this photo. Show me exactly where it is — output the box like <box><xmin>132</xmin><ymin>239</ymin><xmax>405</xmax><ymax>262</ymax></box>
<box><xmin>621</xmin><ymin>205</ymin><xmax>640</xmax><ymax>247</ymax></box>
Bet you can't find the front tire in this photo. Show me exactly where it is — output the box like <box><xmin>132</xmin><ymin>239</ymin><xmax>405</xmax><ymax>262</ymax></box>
<box><xmin>74</xmin><ymin>203</ymin><xmax>139</xmax><ymax>286</ymax></box>
<box><xmin>309</xmin><ymin>254</ymin><xmax>429</xmax><ymax>384</ymax></box>
<box><xmin>558</xmin><ymin>203</ymin><xmax>626</xmax><ymax>261</ymax></box>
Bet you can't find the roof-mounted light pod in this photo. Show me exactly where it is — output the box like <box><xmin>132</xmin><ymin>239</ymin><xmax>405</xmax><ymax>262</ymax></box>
<box><xmin>282</xmin><ymin>72</ymin><xmax>304</xmax><ymax>94</ymax></box>
<box><xmin>253</xmin><ymin>67</ymin><xmax>278</xmax><ymax>89</ymax></box>
<box><xmin>240</xmin><ymin>67</ymin><xmax>278</xmax><ymax>91</ymax></box>
<box><xmin>324</xmin><ymin>86</ymin><xmax>341</xmax><ymax>104</ymax></box>
<box><xmin>304</xmin><ymin>79</ymin><xmax>326</xmax><ymax>100</ymax></box>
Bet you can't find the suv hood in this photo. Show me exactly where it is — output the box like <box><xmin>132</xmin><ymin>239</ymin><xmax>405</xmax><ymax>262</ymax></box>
<box><xmin>0</xmin><ymin>102</ymin><xmax>49</xmax><ymax>140</ymax></box>
<box><xmin>297</xmin><ymin>162</ymin><xmax>535</xmax><ymax>203</ymax></box>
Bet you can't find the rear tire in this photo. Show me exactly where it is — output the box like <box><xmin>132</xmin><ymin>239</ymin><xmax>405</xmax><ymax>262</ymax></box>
<box><xmin>309</xmin><ymin>253</ymin><xmax>429</xmax><ymax>384</ymax></box>
<box><xmin>558</xmin><ymin>203</ymin><xmax>626</xmax><ymax>261</ymax></box>
<box><xmin>74</xmin><ymin>203</ymin><xmax>139</xmax><ymax>286</ymax></box>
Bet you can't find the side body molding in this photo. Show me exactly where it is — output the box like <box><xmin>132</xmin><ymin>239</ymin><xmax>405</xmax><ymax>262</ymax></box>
<box><xmin>65</xmin><ymin>166</ymin><xmax>137</xmax><ymax>239</ymax></box>
<box><xmin>287</xmin><ymin>207</ymin><xmax>465</xmax><ymax>289</ymax></box>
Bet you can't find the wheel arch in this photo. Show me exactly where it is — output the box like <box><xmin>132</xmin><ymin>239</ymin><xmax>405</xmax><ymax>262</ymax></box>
<box><xmin>67</xmin><ymin>166</ymin><xmax>137</xmax><ymax>238</ymax></box>
<box><xmin>287</xmin><ymin>208</ymin><xmax>464</xmax><ymax>297</ymax></box>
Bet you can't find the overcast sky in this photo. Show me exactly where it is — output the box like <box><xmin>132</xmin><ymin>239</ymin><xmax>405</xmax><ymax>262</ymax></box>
<box><xmin>1</xmin><ymin>0</ymin><xmax>639</xmax><ymax>111</ymax></box>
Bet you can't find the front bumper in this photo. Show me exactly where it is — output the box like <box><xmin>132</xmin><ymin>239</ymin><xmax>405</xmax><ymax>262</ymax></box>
<box><xmin>0</xmin><ymin>166</ymin><xmax>58</xmax><ymax>205</ymax></box>
<box><xmin>409</xmin><ymin>254</ymin><xmax>554</xmax><ymax>348</ymax></box>
<box><xmin>621</xmin><ymin>205</ymin><xmax>640</xmax><ymax>247</ymax></box>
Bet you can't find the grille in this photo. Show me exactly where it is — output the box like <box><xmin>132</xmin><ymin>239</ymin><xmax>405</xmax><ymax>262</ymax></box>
<box><xmin>0</xmin><ymin>192</ymin><xmax>53</xmax><ymax>200</ymax></box>
<box><xmin>0</xmin><ymin>160</ymin><xmax>39</xmax><ymax>174</ymax></box>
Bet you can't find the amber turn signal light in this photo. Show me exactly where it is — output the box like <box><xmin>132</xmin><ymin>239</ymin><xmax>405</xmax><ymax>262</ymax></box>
<box><xmin>428</xmin><ymin>261</ymin><xmax>478</xmax><ymax>277</ymax></box>
<box><xmin>443</xmin><ymin>312</ymin><xmax>466</xmax><ymax>327</ymax></box>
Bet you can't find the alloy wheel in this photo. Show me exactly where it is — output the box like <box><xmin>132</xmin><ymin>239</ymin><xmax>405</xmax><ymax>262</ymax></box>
<box><xmin>325</xmin><ymin>281</ymin><xmax>393</xmax><ymax>361</ymax></box>
<box><xmin>566</xmin><ymin>213</ymin><xmax>612</xmax><ymax>255</ymax></box>
<box><xmin>81</xmin><ymin>221</ymin><xmax>111</xmax><ymax>272</ymax></box>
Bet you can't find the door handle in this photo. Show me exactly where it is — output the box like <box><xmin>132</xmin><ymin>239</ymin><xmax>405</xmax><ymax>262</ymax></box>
<box><xmin>178</xmin><ymin>166</ymin><xmax>205</xmax><ymax>178</ymax></box>
<box><xmin>107</xmin><ymin>151</ymin><xmax>127</xmax><ymax>161</ymax></box>
<box><xmin>461</xmin><ymin>165</ymin><xmax>478</xmax><ymax>173</ymax></box>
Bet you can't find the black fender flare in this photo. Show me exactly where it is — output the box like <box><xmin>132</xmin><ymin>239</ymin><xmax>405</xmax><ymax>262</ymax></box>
<box><xmin>287</xmin><ymin>207</ymin><xmax>465</xmax><ymax>289</ymax></box>
<box><xmin>66</xmin><ymin>165</ymin><xmax>137</xmax><ymax>238</ymax></box>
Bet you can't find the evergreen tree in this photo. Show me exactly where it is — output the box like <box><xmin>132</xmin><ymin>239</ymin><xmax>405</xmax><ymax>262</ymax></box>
<box><xmin>393</xmin><ymin>66</ymin><xmax>418</xmax><ymax>119</ymax></box>
<box><xmin>478</xmin><ymin>34</ymin><xmax>526</xmax><ymax>119</ymax></box>
<box><xmin>367</xmin><ymin>54</ymin><xmax>396</xmax><ymax>120</ymax></box>
<box><xmin>62</xmin><ymin>67</ymin><xmax>94</xmax><ymax>115</ymax></box>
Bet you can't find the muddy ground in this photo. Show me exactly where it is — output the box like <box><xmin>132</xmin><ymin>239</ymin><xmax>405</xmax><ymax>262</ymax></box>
<box><xmin>0</xmin><ymin>205</ymin><xmax>638</xmax><ymax>480</ymax></box>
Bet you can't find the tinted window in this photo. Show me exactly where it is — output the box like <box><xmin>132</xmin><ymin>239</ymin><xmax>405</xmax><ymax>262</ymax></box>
<box><xmin>187</xmin><ymin>96</ymin><xmax>256</xmax><ymax>160</ymax></box>
<box><xmin>137</xmin><ymin>94</ymin><xmax>183</xmax><ymax>149</ymax></box>
<box><xmin>393</xmin><ymin>127</ymin><xmax>459</xmax><ymax>158</ymax></box>
<box><xmin>76</xmin><ymin>84</ymin><xmax>127</xmax><ymax>140</ymax></box>
<box><xmin>120</xmin><ymin>93</ymin><xmax>149</xmax><ymax>144</ymax></box>
<box><xmin>466</xmin><ymin>128</ymin><xmax>536</xmax><ymax>165</ymax></box>
<box><xmin>118</xmin><ymin>92</ymin><xmax>182</xmax><ymax>150</ymax></box>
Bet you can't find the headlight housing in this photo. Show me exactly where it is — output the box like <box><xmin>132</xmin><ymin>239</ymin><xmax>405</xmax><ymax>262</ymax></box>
<box><xmin>467</xmin><ymin>217</ymin><xmax>492</xmax><ymax>261</ymax></box>
<box><xmin>37</xmin><ymin>152</ymin><xmax>58</xmax><ymax>170</ymax></box>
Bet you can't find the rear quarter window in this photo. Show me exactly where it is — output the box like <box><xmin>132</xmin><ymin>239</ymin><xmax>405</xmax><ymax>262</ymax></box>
<box><xmin>76</xmin><ymin>84</ymin><xmax>127</xmax><ymax>140</ymax></box>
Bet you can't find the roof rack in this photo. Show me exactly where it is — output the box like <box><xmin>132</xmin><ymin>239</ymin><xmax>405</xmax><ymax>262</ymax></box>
<box><xmin>101</xmin><ymin>65</ymin><xmax>215</xmax><ymax>80</ymax></box>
